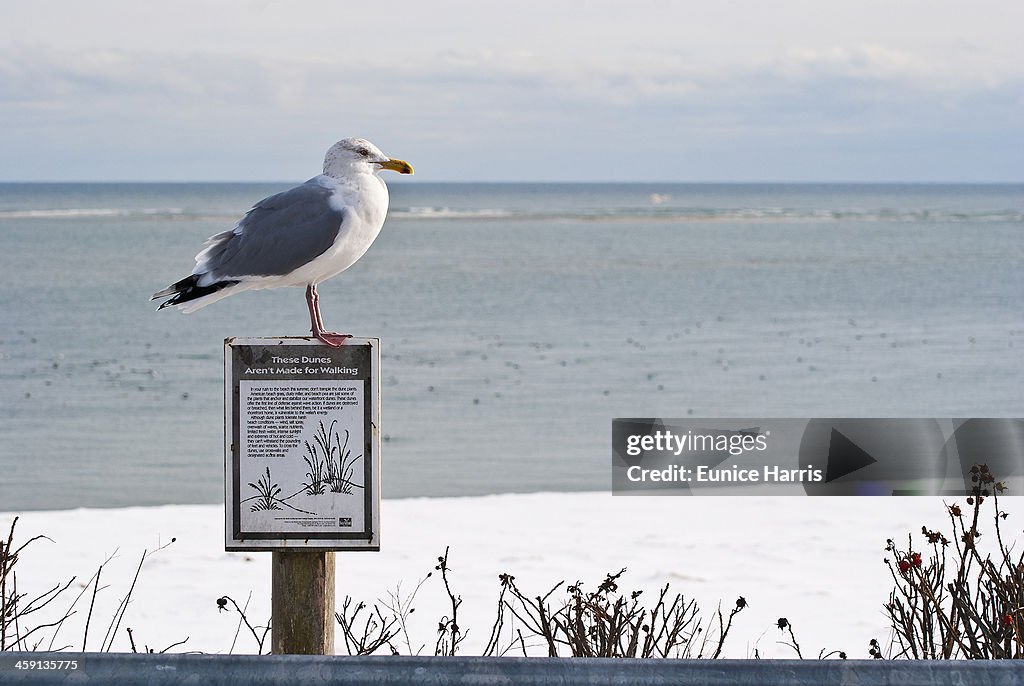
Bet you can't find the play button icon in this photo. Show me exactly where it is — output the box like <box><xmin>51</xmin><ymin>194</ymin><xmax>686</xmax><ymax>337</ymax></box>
<box><xmin>824</xmin><ymin>428</ymin><xmax>878</xmax><ymax>482</ymax></box>
<box><xmin>799</xmin><ymin>419</ymin><xmax>946</xmax><ymax>495</ymax></box>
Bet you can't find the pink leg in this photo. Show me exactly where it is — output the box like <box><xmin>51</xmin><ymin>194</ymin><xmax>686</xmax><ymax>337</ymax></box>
<box><xmin>305</xmin><ymin>284</ymin><xmax>351</xmax><ymax>347</ymax></box>
<box><xmin>306</xmin><ymin>283</ymin><xmax>325</xmax><ymax>331</ymax></box>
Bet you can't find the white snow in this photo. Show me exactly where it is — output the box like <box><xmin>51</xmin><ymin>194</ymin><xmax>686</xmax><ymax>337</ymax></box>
<box><xmin>3</xmin><ymin>493</ymin><xmax>1012</xmax><ymax>658</ymax></box>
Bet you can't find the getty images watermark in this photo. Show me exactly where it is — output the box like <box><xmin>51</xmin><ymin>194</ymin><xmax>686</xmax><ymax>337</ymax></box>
<box><xmin>624</xmin><ymin>428</ymin><xmax>822</xmax><ymax>485</ymax></box>
<box><xmin>612</xmin><ymin>418</ymin><xmax>1024</xmax><ymax>496</ymax></box>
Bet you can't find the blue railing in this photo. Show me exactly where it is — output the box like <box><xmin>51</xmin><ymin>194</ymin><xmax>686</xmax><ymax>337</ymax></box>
<box><xmin>1</xmin><ymin>653</ymin><xmax>1021</xmax><ymax>685</ymax></box>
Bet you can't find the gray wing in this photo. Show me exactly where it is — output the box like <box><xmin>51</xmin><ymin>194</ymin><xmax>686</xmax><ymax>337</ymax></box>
<box><xmin>194</xmin><ymin>178</ymin><xmax>345</xmax><ymax>282</ymax></box>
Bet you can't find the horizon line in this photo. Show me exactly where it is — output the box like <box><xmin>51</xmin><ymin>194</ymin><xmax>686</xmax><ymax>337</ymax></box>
<box><xmin>2</xmin><ymin>179</ymin><xmax>1023</xmax><ymax>185</ymax></box>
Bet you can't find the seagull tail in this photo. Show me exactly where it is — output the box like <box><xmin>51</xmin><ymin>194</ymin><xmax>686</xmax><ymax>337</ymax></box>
<box><xmin>152</xmin><ymin>274</ymin><xmax>241</xmax><ymax>313</ymax></box>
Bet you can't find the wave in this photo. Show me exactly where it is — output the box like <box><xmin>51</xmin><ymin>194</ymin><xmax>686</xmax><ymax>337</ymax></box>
<box><xmin>390</xmin><ymin>206</ymin><xmax>1024</xmax><ymax>224</ymax></box>
<box><xmin>394</xmin><ymin>206</ymin><xmax>516</xmax><ymax>219</ymax></box>
<box><xmin>0</xmin><ymin>207</ymin><xmax>193</xmax><ymax>219</ymax></box>
<box><xmin>2</xmin><ymin>206</ymin><xmax>1021</xmax><ymax>224</ymax></box>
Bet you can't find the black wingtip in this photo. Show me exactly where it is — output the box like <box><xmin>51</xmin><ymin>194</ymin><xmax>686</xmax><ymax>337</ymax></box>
<box><xmin>153</xmin><ymin>274</ymin><xmax>239</xmax><ymax>310</ymax></box>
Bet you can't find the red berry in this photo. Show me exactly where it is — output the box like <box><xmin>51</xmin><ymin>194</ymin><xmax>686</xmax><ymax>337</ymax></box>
<box><xmin>898</xmin><ymin>560</ymin><xmax>911</xmax><ymax>573</ymax></box>
<box><xmin>911</xmin><ymin>552</ymin><xmax>922</xmax><ymax>567</ymax></box>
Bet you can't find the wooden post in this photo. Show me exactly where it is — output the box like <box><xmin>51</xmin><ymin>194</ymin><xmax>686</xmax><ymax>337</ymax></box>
<box><xmin>271</xmin><ymin>551</ymin><xmax>336</xmax><ymax>654</ymax></box>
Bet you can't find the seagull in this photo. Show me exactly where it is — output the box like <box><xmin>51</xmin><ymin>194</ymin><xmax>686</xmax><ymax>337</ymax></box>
<box><xmin>151</xmin><ymin>138</ymin><xmax>413</xmax><ymax>346</ymax></box>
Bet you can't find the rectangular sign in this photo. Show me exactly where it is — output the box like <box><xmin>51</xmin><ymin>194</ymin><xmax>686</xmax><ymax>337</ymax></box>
<box><xmin>225</xmin><ymin>337</ymin><xmax>380</xmax><ymax>550</ymax></box>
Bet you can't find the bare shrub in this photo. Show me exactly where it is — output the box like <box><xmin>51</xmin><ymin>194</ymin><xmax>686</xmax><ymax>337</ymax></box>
<box><xmin>2</xmin><ymin>517</ymin><xmax>181</xmax><ymax>652</ymax></box>
<box><xmin>484</xmin><ymin>567</ymin><xmax>745</xmax><ymax>658</ymax></box>
<box><xmin>882</xmin><ymin>463</ymin><xmax>1022</xmax><ymax>659</ymax></box>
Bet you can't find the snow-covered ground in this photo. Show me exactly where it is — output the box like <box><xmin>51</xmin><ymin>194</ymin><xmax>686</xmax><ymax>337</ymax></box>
<box><xmin>2</xmin><ymin>494</ymin><xmax>1007</xmax><ymax>658</ymax></box>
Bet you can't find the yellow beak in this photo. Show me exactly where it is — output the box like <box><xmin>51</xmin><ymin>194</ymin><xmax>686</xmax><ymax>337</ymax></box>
<box><xmin>377</xmin><ymin>158</ymin><xmax>414</xmax><ymax>174</ymax></box>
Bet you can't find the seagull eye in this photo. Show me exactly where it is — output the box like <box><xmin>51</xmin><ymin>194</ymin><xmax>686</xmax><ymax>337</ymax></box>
<box><xmin>357</xmin><ymin>148</ymin><xmax>371</xmax><ymax>157</ymax></box>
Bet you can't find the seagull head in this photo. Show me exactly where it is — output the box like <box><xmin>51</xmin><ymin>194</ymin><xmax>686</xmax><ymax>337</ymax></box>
<box><xmin>323</xmin><ymin>138</ymin><xmax>414</xmax><ymax>178</ymax></box>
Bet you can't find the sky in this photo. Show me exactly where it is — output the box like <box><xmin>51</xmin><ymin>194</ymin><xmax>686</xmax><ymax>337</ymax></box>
<box><xmin>1</xmin><ymin>1</ymin><xmax>1021</xmax><ymax>182</ymax></box>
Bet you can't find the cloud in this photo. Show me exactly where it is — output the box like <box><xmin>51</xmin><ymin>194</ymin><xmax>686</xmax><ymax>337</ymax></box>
<box><xmin>775</xmin><ymin>45</ymin><xmax>930</xmax><ymax>82</ymax></box>
<box><xmin>0</xmin><ymin>35</ymin><xmax>1020</xmax><ymax>180</ymax></box>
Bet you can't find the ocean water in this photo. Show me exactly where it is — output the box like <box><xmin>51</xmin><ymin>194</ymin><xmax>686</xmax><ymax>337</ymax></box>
<box><xmin>1</xmin><ymin>182</ymin><xmax>1021</xmax><ymax>510</ymax></box>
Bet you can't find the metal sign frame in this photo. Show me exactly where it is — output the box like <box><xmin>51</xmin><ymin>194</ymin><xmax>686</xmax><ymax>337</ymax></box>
<box><xmin>224</xmin><ymin>337</ymin><xmax>380</xmax><ymax>551</ymax></box>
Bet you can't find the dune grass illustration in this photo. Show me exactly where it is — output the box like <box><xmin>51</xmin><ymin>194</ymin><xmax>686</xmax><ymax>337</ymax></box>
<box><xmin>248</xmin><ymin>467</ymin><xmax>282</xmax><ymax>512</ymax></box>
<box><xmin>301</xmin><ymin>420</ymin><xmax>363</xmax><ymax>496</ymax></box>
<box><xmin>243</xmin><ymin>466</ymin><xmax>314</xmax><ymax>515</ymax></box>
